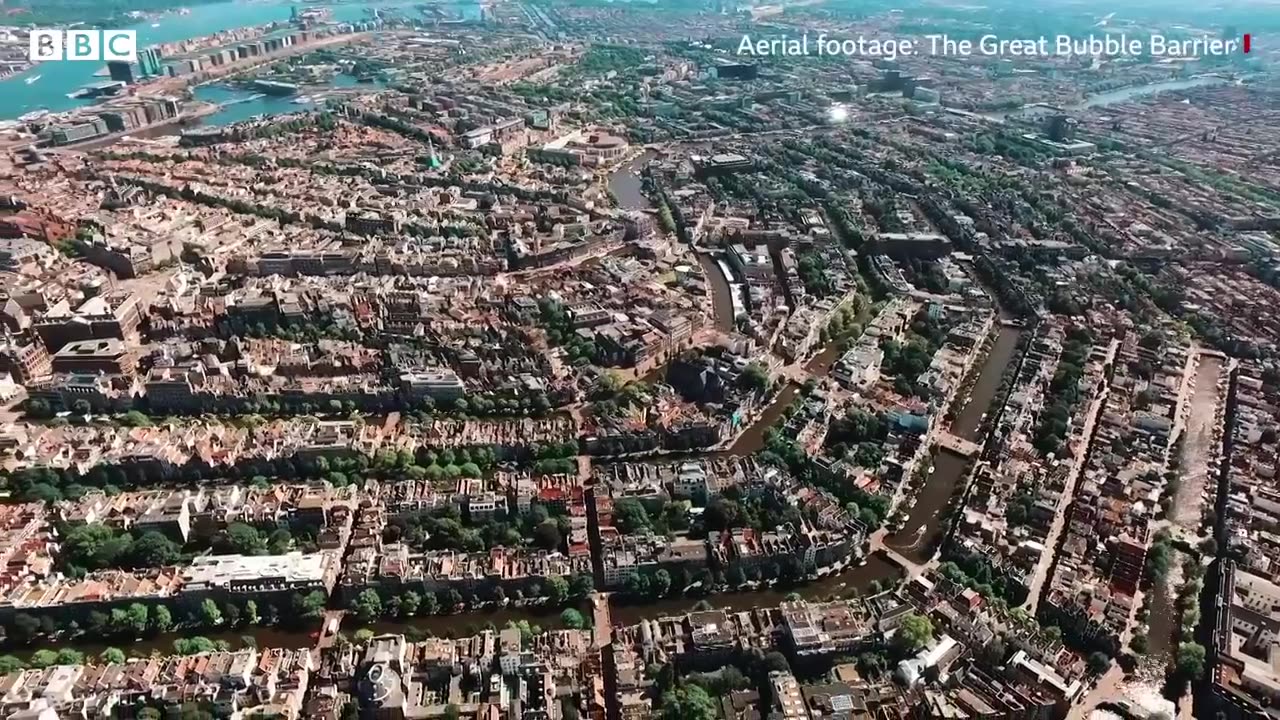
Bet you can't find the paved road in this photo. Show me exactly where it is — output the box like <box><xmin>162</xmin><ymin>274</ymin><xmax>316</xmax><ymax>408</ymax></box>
<box><xmin>1024</xmin><ymin>338</ymin><xmax>1120</xmax><ymax>614</ymax></box>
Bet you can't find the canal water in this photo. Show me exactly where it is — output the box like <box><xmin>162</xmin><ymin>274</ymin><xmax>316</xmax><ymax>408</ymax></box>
<box><xmin>606</xmin><ymin>151</ymin><xmax>656</xmax><ymax>211</ymax></box>
<box><xmin>696</xmin><ymin>253</ymin><xmax>736</xmax><ymax>333</ymax></box>
<box><xmin>609</xmin><ymin>553</ymin><xmax>904</xmax><ymax>625</ymax></box>
<box><xmin>604</xmin><ymin>151</ymin><xmax>738</xmax><ymax>336</ymax></box>
<box><xmin>7</xmin><ymin>601</ymin><xmax>583</xmax><ymax>661</ymax></box>
<box><xmin>724</xmin><ymin>383</ymin><xmax>801</xmax><ymax>456</ymax></box>
<box><xmin>883</xmin><ymin>322</ymin><xmax>1025</xmax><ymax>565</ymax></box>
<box><xmin>1138</xmin><ymin>354</ymin><xmax>1227</xmax><ymax>672</ymax></box>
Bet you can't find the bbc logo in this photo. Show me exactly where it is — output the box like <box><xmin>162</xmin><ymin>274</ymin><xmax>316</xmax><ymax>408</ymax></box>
<box><xmin>30</xmin><ymin>30</ymin><xmax>137</xmax><ymax>62</ymax></box>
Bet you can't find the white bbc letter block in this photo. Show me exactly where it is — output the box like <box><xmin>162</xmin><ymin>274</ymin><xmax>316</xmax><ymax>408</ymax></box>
<box><xmin>66</xmin><ymin>29</ymin><xmax>100</xmax><ymax>61</ymax></box>
<box><xmin>29</xmin><ymin>29</ymin><xmax>63</xmax><ymax>61</ymax></box>
<box><xmin>103</xmin><ymin>30</ymin><xmax>137</xmax><ymax>62</ymax></box>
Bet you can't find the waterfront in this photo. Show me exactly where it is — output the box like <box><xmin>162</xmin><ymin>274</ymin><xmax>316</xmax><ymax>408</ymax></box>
<box><xmin>608</xmin><ymin>553</ymin><xmax>904</xmax><ymax>625</ymax></box>
<box><xmin>604</xmin><ymin>151</ymin><xmax>738</xmax><ymax>334</ymax></box>
<box><xmin>190</xmin><ymin>73</ymin><xmax>387</xmax><ymax>127</ymax></box>
<box><xmin>697</xmin><ymin>252</ymin><xmax>736</xmax><ymax>333</ymax></box>
<box><xmin>606</xmin><ymin>151</ymin><xmax>656</xmax><ymax>211</ymax></box>
<box><xmin>0</xmin><ymin>0</ymin><xmax>474</xmax><ymax>121</ymax></box>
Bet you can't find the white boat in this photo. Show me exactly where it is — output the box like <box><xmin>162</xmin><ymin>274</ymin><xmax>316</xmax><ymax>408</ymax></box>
<box><xmin>24</xmin><ymin>75</ymin><xmax>41</xmax><ymax>85</ymax></box>
<box><xmin>151</xmin><ymin>23</ymin><xmax>160</xmax><ymax>27</ymax></box>
<box><xmin>292</xmin><ymin>95</ymin><xmax>314</xmax><ymax>104</ymax></box>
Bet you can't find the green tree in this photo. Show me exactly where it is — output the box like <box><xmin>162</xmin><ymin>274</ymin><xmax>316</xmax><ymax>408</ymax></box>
<box><xmin>651</xmin><ymin>569</ymin><xmax>672</xmax><ymax>597</ymax></box>
<box><xmin>200</xmin><ymin>598</ymin><xmax>223</xmax><ymax>626</ymax></box>
<box><xmin>125</xmin><ymin>602</ymin><xmax>149</xmax><ymax>635</ymax></box>
<box><xmin>894</xmin><ymin>613</ymin><xmax>934</xmax><ymax>654</ymax></box>
<box><xmin>533</xmin><ymin>520</ymin><xmax>562</xmax><ymax>551</ymax></box>
<box><xmin>738</xmin><ymin>363</ymin><xmax>770</xmax><ymax>393</ymax></box>
<box><xmin>1177</xmin><ymin>643</ymin><xmax>1206</xmax><ymax>679</ymax></box>
<box><xmin>298</xmin><ymin>590</ymin><xmax>327</xmax><ymax>618</ymax></box>
<box><xmin>87</xmin><ymin>610</ymin><xmax>110</xmax><ymax>635</ymax></box>
<box><xmin>25</xmin><ymin>398</ymin><xmax>52</xmax><ymax>419</ymax></box>
<box><xmin>351</xmin><ymin>588</ymin><xmax>383</xmax><ymax>623</ymax></box>
<box><xmin>570</xmin><ymin>574</ymin><xmax>594</xmax><ymax>598</ymax></box>
<box><xmin>268</xmin><ymin>528</ymin><xmax>293</xmax><ymax>554</ymax></box>
<box><xmin>221</xmin><ymin>523</ymin><xmax>266</xmax><ymax>555</ymax></box>
<box><xmin>401</xmin><ymin>591</ymin><xmax>421</xmax><ymax>617</ymax></box>
<box><xmin>100</xmin><ymin>647</ymin><xmax>127</xmax><ymax>664</ymax></box>
<box><xmin>59</xmin><ymin>523</ymin><xmax>131</xmax><ymax>572</ymax></box>
<box><xmin>560</xmin><ymin>608</ymin><xmax>587</xmax><ymax>629</ymax></box>
<box><xmin>762</xmin><ymin>651</ymin><xmax>790</xmax><ymax>674</ymax></box>
<box><xmin>613</xmin><ymin>498</ymin><xmax>651</xmax><ymax>534</ymax></box>
<box><xmin>125</xmin><ymin>531</ymin><xmax>181</xmax><ymax>569</ymax></box>
<box><xmin>174</xmin><ymin>637</ymin><xmax>217</xmax><ymax>655</ymax></box>
<box><xmin>1087</xmin><ymin>652</ymin><xmax>1111</xmax><ymax>674</ymax></box>
<box><xmin>659</xmin><ymin>684</ymin><xmax>717</xmax><ymax>720</ymax></box>
<box><xmin>0</xmin><ymin>655</ymin><xmax>25</xmax><ymax>674</ymax></box>
<box><xmin>152</xmin><ymin>604</ymin><xmax>174</xmax><ymax>632</ymax></box>
<box><xmin>28</xmin><ymin>650</ymin><xmax>58</xmax><ymax>668</ymax></box>
<box><xmin>13</xmin><ymin>613</ymin><xmax>40</xmax><ymax>642</ymax></box>
<box><xmin>1130</xmin><ymin>634</ymin><xmax>1149</xmax><ymax>654</ymax></box>
<box><xmin>120</xmin><ymin>410</ymin><xmax>153</xmax><ymax>427</ymax></box>
<box><xmin>243</xmin><ymin>600</ymin><xmax>260</xmax><ymax>626</ymax></box>
<box><xmin>546</xmin><ymin>576</ymin><xmax>570</xmax><ymax>605</ymax></box>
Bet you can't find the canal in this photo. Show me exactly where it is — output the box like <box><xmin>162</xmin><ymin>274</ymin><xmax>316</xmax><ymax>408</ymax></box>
<box><xmin>696</xmin><ymin>252</ymin><xmax>736</xmax><ymax>333</ymax></box>
<box><xmin>605</xmin><ymin>150</ymin><xmax>737</xmax><ymax>335</ymax></box>
<box><xmin>609</xmin><ymin>553</ymin><xmax>904</xmax><ymax>625</ymax></box>
<box><xmin>606</xmin><ymin>151</ymin><xmax>656</xmax><ymax>211</ymax></box>
<box><xmin>8</xmin><ymin>601</ymin><xmax>582</xmax><ymax>660</ymax></box>
<box><xmin>9</xmin><ymin>320</ymin><xmax>1026</xmax><ymax>658</ymax></box>
<box><xmin>883</xmin><ymin>321</ymin><xmax>1026</xmax><ymax>565</ymax></box>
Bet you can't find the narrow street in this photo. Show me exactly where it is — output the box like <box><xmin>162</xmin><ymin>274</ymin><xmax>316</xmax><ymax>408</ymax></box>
<box><xmin>1024</xmin><ymin>338</ymin><xmax>1120</xmax><ymax>614</ymax></box>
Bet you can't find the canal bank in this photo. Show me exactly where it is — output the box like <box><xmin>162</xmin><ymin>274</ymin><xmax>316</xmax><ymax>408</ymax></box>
<box><xmin>696</xmin><ymin>252</ymin><xmax>736</xmax><ymax>333</ymax></box>
<box><xmin>6</xmin><ymin>320</ymin><xmax>1027</xmax><ymax>658</ymax></box>
<box><xmin>604</xmin><ymin>150</ymin><xmax>738</xmax><ymax>336</ymax></box>
<box><xmin>6</xmin><ymin>599</ymin><xmax>585</xmax><ymax>662</ymax></box>
<box><xmin>883</xmin><ymin>320</ymin><xmax>1027</xmax><ymax>565</ymax></box>
<box><xmin>605</xmin><ymin>151</ymin><xmax>656</xmax><ymax>211</ymax></box>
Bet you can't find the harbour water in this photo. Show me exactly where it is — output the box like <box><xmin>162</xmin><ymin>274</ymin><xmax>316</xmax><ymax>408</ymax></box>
<box><xmin>0</xmin><ymin>0</ymin><xmax>477</xmax><ymax>121</ymax></box>
<box><xmin>190</xmin><ymin>73</ymin><xmax>387</xmax><ymax>126</ymax></box>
